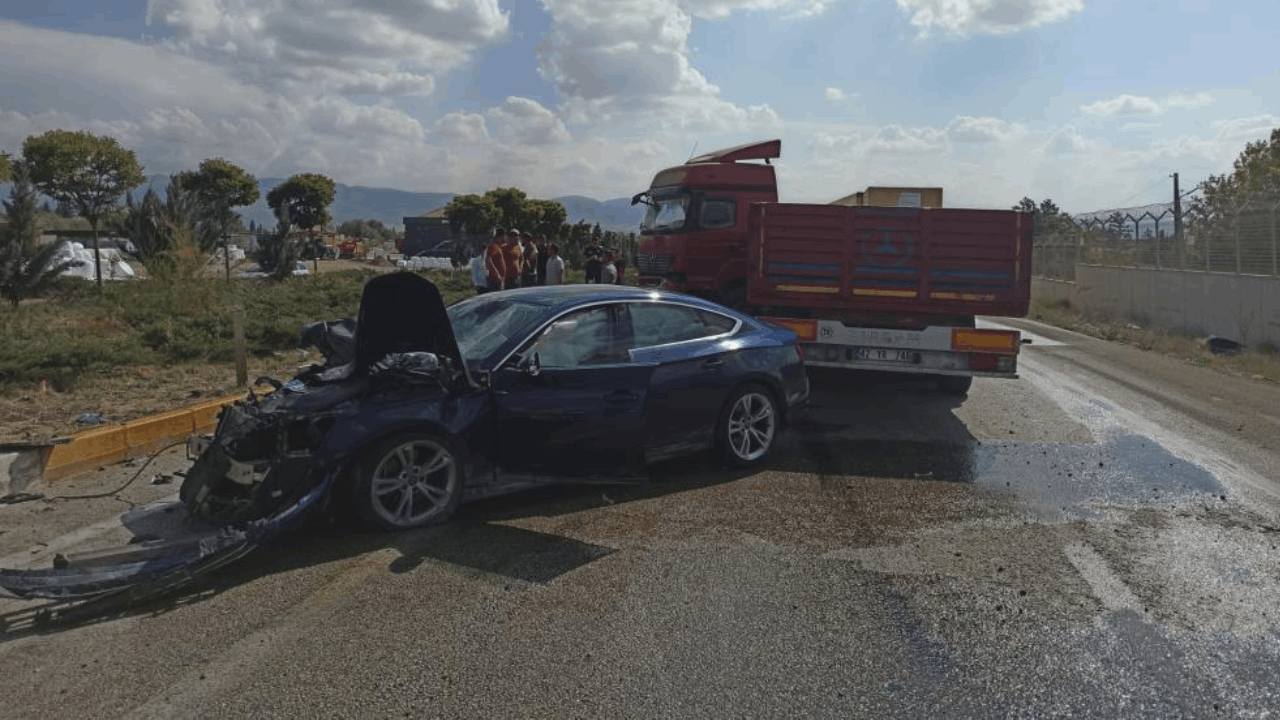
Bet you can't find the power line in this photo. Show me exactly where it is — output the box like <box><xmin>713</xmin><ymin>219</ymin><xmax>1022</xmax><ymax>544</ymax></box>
<box><xmin>1116</xmin><ymin>176</ymin><xmax>1170</xmax><ymax>208</ymax></box>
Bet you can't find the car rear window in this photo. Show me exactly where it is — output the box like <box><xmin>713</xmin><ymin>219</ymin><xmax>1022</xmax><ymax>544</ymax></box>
<box><xmin>629</xmin><ymin>303</ymin><xmax>738</xmax><ymax>348</ymax></box>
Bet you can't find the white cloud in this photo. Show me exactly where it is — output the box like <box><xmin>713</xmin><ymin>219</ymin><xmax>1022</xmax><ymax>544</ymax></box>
<box><xmin>1081</xmin><ymin>92</ymin><xmax>1217</xmax><ymax>117</ymax></box>
<box><xmin>1208</xmin><ymin>114</ymin><xmax>1277</xmax><ymax>139</ymax></box>
<box><xmin>146</xmin><ymin>0</ymin><xmax>510</xmax><ymax>98</ymax></box>
<box><xmin>534</xmin><ymin>0</ymin><xmax>783</xmax><ymax>136</ymax></box>
<box><xmin>433</xmin><ymin>111</ymin><xmax>490</xmax><ymax>144</ymax></box>
<box><xmin>893</xmin><ymin>0</ymin><xmax>1084</xmax><ymax>37</ymax></box>
<box><xmin>1164</xmin><ymin>92</ymin><xmax>1214</xmax><ymax>110</ymax></box>
<box><xmin>487</xmin><ymin>96</ymin><xmax>571</xmax><ymax>145</ymax></box>
<box><xmin>1081</xmin><ymin>94</ymin><xmax>1162</xmax><ymax>116</ymax></box>
<box><xmin>682</xmin><ymin>0</ymin><xmax>844</xmax><ymax>20</ymax></box>
<box><xmin>866</xmin><ymin>125</ymin><xmax>949</xmax><ymax>155</ymax></box>
<box><xmin>946</xmin><ymin>115</ymin><xmax>1026</xmax><ymax>143</ymax></box>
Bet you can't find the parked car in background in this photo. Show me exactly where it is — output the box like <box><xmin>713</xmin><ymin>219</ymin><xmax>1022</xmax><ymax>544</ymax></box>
<box><xmin>181</xmin><ymin>276</ymin><xmax>810</xmax><ymax>531</ymax></box>
<box><xmin>239</xmin><ymin>261</ymin><xmax>311</xmax><ymax>279</ymax></box>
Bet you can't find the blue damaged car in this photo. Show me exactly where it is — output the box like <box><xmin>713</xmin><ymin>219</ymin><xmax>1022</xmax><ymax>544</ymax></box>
<box><xmin>181</xmin><ymin>272</ymin><xmax>810</xmax><ymax>531</ymax></box>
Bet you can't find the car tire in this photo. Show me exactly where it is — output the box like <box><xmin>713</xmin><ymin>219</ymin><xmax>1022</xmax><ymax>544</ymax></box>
<box><xmin>715</xmin><ymin>383</ymin><xmax>779</xmax><ymax>467</ymax></box>
<box><xmin>352</xmin><ymin>433</ymin><xmax>463</xmax><ymax>531</ymax></box>
<box><xmin>936</xmin><ymin>375</ymin><xmax>973</xmax><ymax>395</ymax></box>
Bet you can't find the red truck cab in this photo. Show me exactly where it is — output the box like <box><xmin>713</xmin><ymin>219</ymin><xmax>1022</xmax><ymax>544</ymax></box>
<box><xmin>634</xmin><ymin>139</ymin><xmax>780</xmax><ymax>306</ymax></box>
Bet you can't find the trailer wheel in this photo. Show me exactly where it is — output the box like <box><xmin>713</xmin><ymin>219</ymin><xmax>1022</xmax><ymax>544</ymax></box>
<box><xmin>936</xmin><ymin>375</ymin><xmax>973</xmax><ymax>395</ymax></box>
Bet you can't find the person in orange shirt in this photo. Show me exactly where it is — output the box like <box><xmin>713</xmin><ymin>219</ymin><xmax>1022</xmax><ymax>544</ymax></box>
<box><xmin>502</xmin><ymin>228</ymin><xmax>524</xmax><ymax>290</ymax></box>
<box><xmin>485</xmin><ymin>228</ymin><xmax>506</xmax><ymax>292</ymax></box>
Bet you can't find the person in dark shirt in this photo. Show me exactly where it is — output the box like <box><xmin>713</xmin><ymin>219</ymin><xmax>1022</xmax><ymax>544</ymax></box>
<box><xmin>520</xmin><ymin>230</ymin><xmax>538</xmax><ymax>287</ymax></box>
<box><xmin>583</xmin><ymin>239</ymin><xmax>603</xmax><ymax>283</ymax></box>
<box><xmin>534</xmin><ymin>235</ymin><xmax>550</xmax><ymax>286</ymax></box>
<box><xmin>614</xmin><ymin>254</ymin><xmax>627</xmax><ymax>285</ymax></box>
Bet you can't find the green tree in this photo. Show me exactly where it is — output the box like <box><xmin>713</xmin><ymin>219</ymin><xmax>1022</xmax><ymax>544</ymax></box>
<box><xmin>0</xmin><ymin>163</ymin><xmax>75</xmax><ymax>307</ymax></box>
<box><xmin>1104</xmin><ymin>212</ymin><xmax>1129</xmax><ymax>241</ymax></box>
<box><xmin>266</xmin><ymin>173</ymin><xmax>335</xmax><ymax>230</ymax></box>
<box><xmin>443</xmin><ymin>194</ymin><xmax>499</xmax><ymax>237</ymax></box>
<box><xmin>337</xmin><ymin>218</ymin><xmax>393</xmax><ymax>243</ymax></box>
<box><xmin>116</xmin><ymin>186</ymin><xmax>168</xmax><ymax>261</ymax></box>
<box><xmin>1188</xmin><ymin>127</ymin><xmax>1280</xmax><ymax>248</ymax></box>
<box><xmin>527</xmin><ymin>199</ymin><xmax>567</xmax><ymax>238</ymax></box>
<box><xmin>255</xmin><ymin>206</ymin><xmax>301</xmax><ymax>280</ymax></box>
<box><xmin>487</xmin><ymin>187</ymin><xmax>529</xmax><ymax>229</ymax></box>
<box><xmin>174</xmin><ymin>158</ymin><xmax>259</xmax><ymax>251</ymax></box>
<box><xmin>21</xmin><ymin>129</ymin><xmax>145</xmax><ymax>287</ymax></box>
<box><xmin>0</xmin><ymin>152</ymin><xmax>12</xmax><ymax>183</ymax></box>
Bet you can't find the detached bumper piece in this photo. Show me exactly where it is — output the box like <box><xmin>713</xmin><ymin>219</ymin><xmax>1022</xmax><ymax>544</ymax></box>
<box><xmin>0</xmin><ymin>471</ymin><xmax>336</xmax><ymax>624</ymax></box>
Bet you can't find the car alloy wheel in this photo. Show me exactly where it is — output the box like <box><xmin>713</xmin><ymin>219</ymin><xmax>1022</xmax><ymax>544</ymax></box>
<box><xmin>718</xmin><ymin>384</ymin><xmax>778</xmax><ymax>466</ymax></box>
<box><xmin>355</xmin><ymin>434</ymin><xmax>462</xmax><ymax>531</ymax></box>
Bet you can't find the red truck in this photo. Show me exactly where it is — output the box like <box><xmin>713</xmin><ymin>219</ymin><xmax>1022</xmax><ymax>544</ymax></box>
<box><xmin>632</xmin><ymin>139</ymin><xmax>1031</xmax><ymax>394</ymax></box>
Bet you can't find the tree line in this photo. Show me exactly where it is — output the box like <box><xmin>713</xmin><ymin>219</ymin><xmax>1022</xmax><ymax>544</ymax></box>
<box><xmin>0</xmin><ymin>129</ymin><xmax>347</xmax><ymax>301</ymax></box>
<box><xmin>443</xmin><ymin>188</ymin><xmax>637</xmax><ymax>270</ymax></box>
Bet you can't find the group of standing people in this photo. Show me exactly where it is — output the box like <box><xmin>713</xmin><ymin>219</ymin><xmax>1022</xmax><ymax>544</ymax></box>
<box><xmin>469</xmin><ymin>227</ymin><xmax>626</xmax><ymax>295</ymax></box>
<box><xmin>471</xmin><ymin>227</ymin><xmax>563</xmax><ymax>294</ymax></box>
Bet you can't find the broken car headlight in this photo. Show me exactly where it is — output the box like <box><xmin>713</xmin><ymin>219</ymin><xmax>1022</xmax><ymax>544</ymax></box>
<box><xmin>280</xmin><ymin>414</ymin><xmax>338</xmax><ymax>455</ymax></box>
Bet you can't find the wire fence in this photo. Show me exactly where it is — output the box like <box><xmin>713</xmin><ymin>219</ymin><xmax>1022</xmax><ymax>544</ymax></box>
<box><xmin>1032</xmin><ymin>197</ymin><xmax>1280</xmax><ymax>281</ymax></box>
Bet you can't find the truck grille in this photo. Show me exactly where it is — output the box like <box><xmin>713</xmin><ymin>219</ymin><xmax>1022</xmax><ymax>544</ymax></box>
<box><xmin>636</xmin><ymin>254</ymin><xmax>674</xmax><ymax>276</ymax></box>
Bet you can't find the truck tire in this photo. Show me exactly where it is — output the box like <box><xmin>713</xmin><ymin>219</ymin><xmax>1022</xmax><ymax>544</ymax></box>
<box><xmin>936</xmin><ymin>375</ymin><xmax>973</xmax><ymax>395</ymax></box>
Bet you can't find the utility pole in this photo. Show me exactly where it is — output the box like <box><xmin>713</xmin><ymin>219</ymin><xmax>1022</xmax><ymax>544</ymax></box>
<box><xmin>1172</xmin><ymin>173</ymin><xmax>1184</xmax><ymax>269</ymax></box>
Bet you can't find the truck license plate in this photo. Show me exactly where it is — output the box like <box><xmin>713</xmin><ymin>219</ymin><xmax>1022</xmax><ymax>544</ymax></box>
<box><xmin>855</xmin><ymin>347</ymin><xmax>916</xmax><ymax>363</ymax></box>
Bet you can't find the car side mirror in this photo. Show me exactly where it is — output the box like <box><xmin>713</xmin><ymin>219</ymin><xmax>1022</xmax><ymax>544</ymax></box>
<box><xmin>518</xmin><ymin>352</ymin><xmax>541</xmax><ymax>377</ymax></box>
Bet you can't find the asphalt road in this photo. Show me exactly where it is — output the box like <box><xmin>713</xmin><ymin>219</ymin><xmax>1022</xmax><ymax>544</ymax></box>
<box><xmin>2</xmin><ymin>318</ymin><xmax>1280</xmax><ymax>718</ymax></box>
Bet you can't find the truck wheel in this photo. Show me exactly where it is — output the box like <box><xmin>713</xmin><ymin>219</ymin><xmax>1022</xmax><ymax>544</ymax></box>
<box><xmin>352</xmin><ymin>433</ymin><xmax>462</xmax><ymax>531</ymax></box>
<box><xmin>715</xmin><ymin>383</ymin><xmax>779</xmax><ymax>467</ymax></box>
<box><xmin>936</xmin><ymin>375</ymin><xmax>973</xmax><ymax>395</ymax></box>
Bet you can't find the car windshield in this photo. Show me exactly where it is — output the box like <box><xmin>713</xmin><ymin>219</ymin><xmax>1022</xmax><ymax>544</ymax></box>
<box><xmin>640</xmin><ymin>193</ymin><xmax>690</xmax><ymax>234</ymax></box>
<box><xmin>447</xmin><ymin>295</ymin><xmax>545</xmax><ymax>369</ymax></box>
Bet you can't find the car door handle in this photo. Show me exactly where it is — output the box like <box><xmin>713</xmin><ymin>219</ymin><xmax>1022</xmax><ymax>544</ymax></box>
<box><xmin>605</xmin><ymin>390</ymin><xmax>640</xmax><ymax>403</ymax></box>
<box><xmin>701</xmin><ymin>358</ymin><xmax>724</xmax><ymax>370</ymax></box>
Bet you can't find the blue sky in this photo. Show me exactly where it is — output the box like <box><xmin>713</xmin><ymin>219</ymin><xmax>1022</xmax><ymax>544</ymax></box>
<box><xmin>1</xmin><ymin>0</ymin><xmax>1276</xmax><ymax>212</ymax></box>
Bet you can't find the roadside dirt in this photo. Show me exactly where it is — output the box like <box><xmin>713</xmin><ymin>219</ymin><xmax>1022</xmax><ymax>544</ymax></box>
<box><xmin>0</xmin><ymin>355</ymin><xmax>308</xmax><ymax>443</ymax></box>
<box><xmin>0</xmin><ymin>257</ymin><xmax>400</xmax><ymax>444</ymax></box>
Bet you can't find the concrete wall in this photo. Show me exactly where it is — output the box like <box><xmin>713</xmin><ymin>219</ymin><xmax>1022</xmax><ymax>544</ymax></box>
<box><xmin>1032</xmin><ymin>266</ymin><xmax>1280</xmax><ymax>348</ymax></box>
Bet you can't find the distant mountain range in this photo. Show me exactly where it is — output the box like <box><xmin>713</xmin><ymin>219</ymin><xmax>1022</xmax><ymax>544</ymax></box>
<box><xmin>197</xmin><ymin>177</ymin><xmax>645</xmax><ymax>233</ymax></box>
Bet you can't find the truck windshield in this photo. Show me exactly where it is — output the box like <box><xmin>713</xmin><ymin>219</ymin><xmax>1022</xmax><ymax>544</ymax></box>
<box><xmin>640</xmin><ymin>194</ymin><xmax>689</xmax><ymax>234</ymax></box>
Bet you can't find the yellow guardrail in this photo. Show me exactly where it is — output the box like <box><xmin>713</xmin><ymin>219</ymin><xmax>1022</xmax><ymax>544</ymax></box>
<box><xmin>42</xmin><ymin>393</ymin><xmax>244</xmax><ymax>482</ymax></box>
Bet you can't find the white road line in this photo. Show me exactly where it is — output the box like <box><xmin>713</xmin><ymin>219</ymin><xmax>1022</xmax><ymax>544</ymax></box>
<box><xmin>1063</xmin><ymin>542</ymin><xmax>1143</xmax><ymax>613</ymax></box>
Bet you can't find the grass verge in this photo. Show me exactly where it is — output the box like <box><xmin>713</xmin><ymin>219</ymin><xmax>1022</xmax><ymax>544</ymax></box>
<box><xmin>1029</xmin><ymin>296</ymin><xmax>1280</xmax><ymax>384</ymax></box>
<box><xmin>0</xmin><ymin>268</ymin><xmax>479</xmax><ymax>390</ymax></box>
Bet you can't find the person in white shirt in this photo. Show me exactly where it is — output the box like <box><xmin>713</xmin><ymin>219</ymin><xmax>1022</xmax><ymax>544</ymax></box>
<box><xmin>600</xmin><ymin>250</ymin><xmax>618</xmax><ymax>285</ymax></box>
<box><xmin>469</xmin><ymin>246</ymin><xmax>488</xmax><ymax>294</ymax></box>
<box><xmin>544</xmin><ymin>243</ymin><xmax>565</xmax><ymax>285</ymax></box>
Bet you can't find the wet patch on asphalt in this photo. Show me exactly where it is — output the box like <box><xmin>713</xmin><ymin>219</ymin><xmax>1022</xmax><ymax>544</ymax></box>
<box><xmin>778</xmin><ymin>428</ymin><xmax>1224</xmax><ymax>523</ymax></box>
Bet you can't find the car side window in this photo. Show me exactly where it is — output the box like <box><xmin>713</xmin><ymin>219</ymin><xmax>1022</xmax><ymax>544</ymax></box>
<box><xmin>700</xmin><ymin>198</ymin><xmax>736</xmax><ymax>230</ymax></box>
<box><xmin>525</xmin><ymin>305</ymin><xmax>633</xmax><ymax>368</ymax></box>
<box><xmin>629</xmin><ymin>303</ymin><xmax>738</xmax><ymax>349</ymax></box>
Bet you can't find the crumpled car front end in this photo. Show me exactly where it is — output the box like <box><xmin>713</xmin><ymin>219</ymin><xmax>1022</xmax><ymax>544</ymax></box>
<box><xmin>0</xmin><ymin>273</ymin><xmax>472</xmax><ymax>608</ymax></box>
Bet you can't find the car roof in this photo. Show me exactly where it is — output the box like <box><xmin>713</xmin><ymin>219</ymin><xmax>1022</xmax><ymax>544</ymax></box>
<box><xmin>488</xmin><ymin>284</ymin><xmax>736</xmax><ymax>314</ymax></box>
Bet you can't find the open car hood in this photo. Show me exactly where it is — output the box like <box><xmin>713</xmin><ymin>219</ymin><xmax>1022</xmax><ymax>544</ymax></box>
<box><xmin>353</xmin><ymin>273</ymin><xmax>468</xmax><ymax>382</ymax></box>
